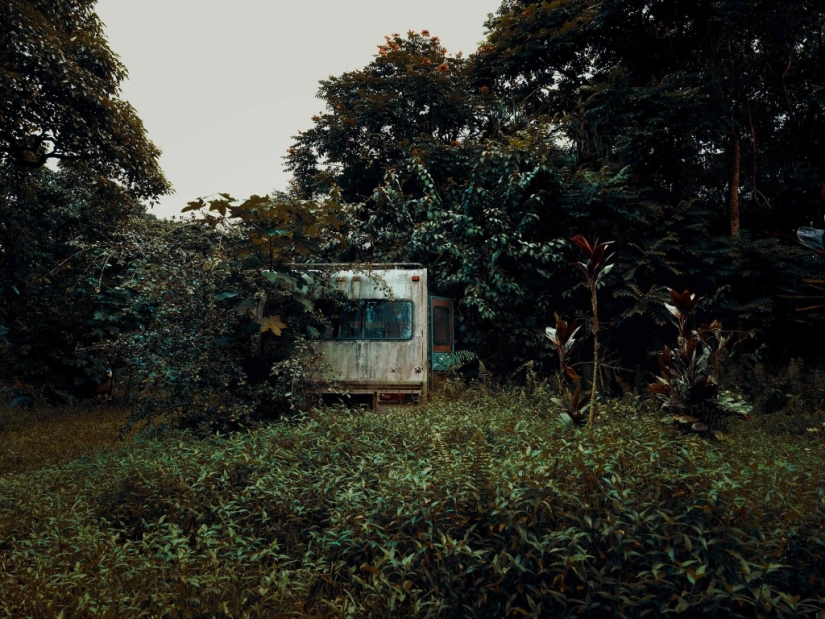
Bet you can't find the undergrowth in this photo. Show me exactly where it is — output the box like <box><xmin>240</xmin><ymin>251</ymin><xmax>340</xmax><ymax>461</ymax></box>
<box><xmin>0</xmin><ymin>404</ymin><xmax>130</xmax><ymax>477</ymax></box>
<box><xmin>0</xmin><ymin>386</ymin><xmax>823</xmax><ymax>618</ymax></box>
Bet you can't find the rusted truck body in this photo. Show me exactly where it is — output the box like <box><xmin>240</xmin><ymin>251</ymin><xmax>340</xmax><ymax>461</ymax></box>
<box><xmin>310</xmin><ymin>264</ymin><xmax>453</xmax><ymax>409</ymax></box>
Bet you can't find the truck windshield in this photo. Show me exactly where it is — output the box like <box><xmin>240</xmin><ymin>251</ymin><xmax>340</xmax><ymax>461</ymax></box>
<box><xmin>317</xmin><ymin>300</ymin><xmax>413</xmax><ymax>340</ymax></box>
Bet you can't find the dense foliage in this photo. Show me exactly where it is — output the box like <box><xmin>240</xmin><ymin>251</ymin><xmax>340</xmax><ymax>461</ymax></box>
<box><xmin>0</xmin><ymin>0</ymin><xmax>169</xmax><ymax>199</ymax></box>
<box><xmin>0</xmin><ymin>168</ymin><xmax>146</xmax><ymax>395</ymax></box>
<box><xmin>286</xmin><ymin>7</ymin><xmax>825</xmax><ymax>386</ymax></box>
<box><xmin>474</xmin><ymin>0</ymin><xmax>825</xmax><ymax>236</ymax></box>
<box><xmin>472</xmin><ymin>0</ymin><xmax>825</xmax><ymax>361</ymax></box>
<box><xmin>1</xmin><ymin>388</ymin><xmax>823</xmax><ymax>617</ymax></box>
<box><xmin>1</xmin><ymin>0</ymin><xmax>169</xmax><ymax>398</ymax></box>
<box><xmin>78</xmin><ymin>192</ymin><xmax>346</xmax><ymax>432</ymax></box>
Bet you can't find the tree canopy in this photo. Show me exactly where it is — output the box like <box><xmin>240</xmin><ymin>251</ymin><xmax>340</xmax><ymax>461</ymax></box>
<box><xmin>0</xmin><ymin>0</ymin><xmax>170</xmax><ymax>200</ymax></box>
<box><xmin>288</xmin><ymin>4</ymin><xmax>825</xmax><ymax>376</ymax></box>
<box><xmin>285</xmin><ymin>31</ymin><xmax>475</xmax><ymax>202</ymax></box>
<box><xmin>4</xmin><ymin>0</ymin><xmax>825</xmax><ymax>411</ymax></box>
<box><xmin>474</xmin><ymin>0</ymin><xmax>825</xmax><ymax>236</ymax></box>
<box><xmin>1</xmin><ymin>0</ymin><xmax>170</xmax><ymax>394</ymax></box>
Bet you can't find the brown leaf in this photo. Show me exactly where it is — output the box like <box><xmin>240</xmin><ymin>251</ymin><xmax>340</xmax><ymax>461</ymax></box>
<box><xmin>571</xmin><ymin>382</ymin><xmax>582</xmax><ymax>409</ymax></box>
<box><xmin>674</xmin><ymin>415</ymin><xmax>700</xmax><ymax>424</ymax></box>
<box><xmin>570</xmin><ymin>234</ymin><xmax>593</xmax><ymax>257</ymax></box>
<box><xmin>681</xmin><ymin>336</ymin><xmax>701</xmax><ymax>362</ymax></box>
<box><xmin>667</xmin><ymin>288</ymin><xmax>704</xmax><ymax>318</ymax></box>
<box><xmin>648</xmin><ymin>382</ymin><xmax>670</xmax><ymax>395</ymax></box>
<box><xmin>258</xmin><ymin>315</ymin><xmax>287</xmax><ymax>336</ymax></box>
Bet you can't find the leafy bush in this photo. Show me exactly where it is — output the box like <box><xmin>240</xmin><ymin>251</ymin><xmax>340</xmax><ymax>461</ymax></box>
<box><xmin>649</xmin><ymin>289</ymin><xmax>753</xmax><ymax>437</ymax></box>
<box><xmin>90</xmin><ymin>192</ymin><xmax>346</xmax><ymax>434</ymax></box>
<box><xmin>1</xmin><ymin>388</ymin><xmax>823</xmax><ymax>617</ymax></box>
<box><xmin>0</xmin><ymin>168</ymin><xmax>146</xmax><ymax>395</ymax></box>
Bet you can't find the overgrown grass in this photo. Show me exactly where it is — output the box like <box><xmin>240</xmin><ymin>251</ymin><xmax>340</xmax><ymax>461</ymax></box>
<box><xmin>0</xmin><ymin>404</ymin><xmax>130</xmax><ymax>477</ymax></box>
<box><xmin>1</xmin><ymin>385</ymin><xmax>824</xmax><ymax>618</ymax></box>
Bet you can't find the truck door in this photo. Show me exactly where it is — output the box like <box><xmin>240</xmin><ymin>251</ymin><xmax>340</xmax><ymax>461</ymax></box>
<box><xmin>430</xmin><ymin>296</ymin><xmax>454</xmax><ymax>371</ymax></box>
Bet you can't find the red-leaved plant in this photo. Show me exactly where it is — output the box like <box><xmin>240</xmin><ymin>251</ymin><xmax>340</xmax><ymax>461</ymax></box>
<box><xmin>570</xmin><ymin>235</ymin><xmax>614</xmax><ymax>426</ymax></box>
<box><xmin>545</xmin><ymin>314</ymin><xmax>587</xmax><ymax>424</ymax></box>
<box><xmin>648</xmin><ymin>289</ymin><xmax>751</xmax><ymax>438</ymax></box>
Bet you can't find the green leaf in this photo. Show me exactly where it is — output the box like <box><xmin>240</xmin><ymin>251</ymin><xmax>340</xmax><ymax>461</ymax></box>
<box><xmin>262</xmin><ymin>271</ymin><xmax>295</xmax><ymax>286</ymax></box>
<box><xmin>214</xmin><ymin>290</ymin><xmax>242</xmax><ymax>301</ymax></box>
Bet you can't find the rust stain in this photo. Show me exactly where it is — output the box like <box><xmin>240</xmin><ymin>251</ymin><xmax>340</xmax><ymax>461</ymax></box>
<box><xmin>312</xmin><ymin>267</ymin><xmax>428</xmax><ymax>401</ymax></box>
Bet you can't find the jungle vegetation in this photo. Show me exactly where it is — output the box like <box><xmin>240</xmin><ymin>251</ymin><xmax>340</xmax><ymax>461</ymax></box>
<box><xmin>3</xmin><ymin>0</ymin><xmax>825</xmax><ymax>418</ymax></box>
<box><xmin>2</xmin><ymin>387</ymin><xmax>824</xmax><ymax>617</ymax></box>
<box><xmin>1</xmin><ymin>0</ymin><xmax>825</xmax><ymax>616</ymax></box>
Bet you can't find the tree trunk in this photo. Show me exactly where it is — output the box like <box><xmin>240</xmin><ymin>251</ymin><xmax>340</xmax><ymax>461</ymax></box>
<box><xmin>729</xmin><ymin>128</ymin><xmax>741</xmax><ymax>237</ymax></box>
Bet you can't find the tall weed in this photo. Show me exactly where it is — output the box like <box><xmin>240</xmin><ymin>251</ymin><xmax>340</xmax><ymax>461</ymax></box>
<box><xmin>0</xmin><ymin>388</ymin><xmax>823</xmax><ymax>617</ymax></box>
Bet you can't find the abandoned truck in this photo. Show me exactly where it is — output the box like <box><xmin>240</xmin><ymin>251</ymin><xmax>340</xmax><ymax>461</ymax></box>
<box><xmin>308</xmin><ymin>264</ymin><xmax>454</xmax><ymax>409</ymax></box>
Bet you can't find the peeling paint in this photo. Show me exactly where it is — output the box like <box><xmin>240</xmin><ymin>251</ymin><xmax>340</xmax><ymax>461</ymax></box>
<box><xmin>312</xmin><ymin>267</ymin><xmax>429</xmax><ymax>402</ymax></box>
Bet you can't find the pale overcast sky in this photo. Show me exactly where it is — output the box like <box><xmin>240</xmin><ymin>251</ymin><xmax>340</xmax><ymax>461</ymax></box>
<box><xmin>94</xmin><ymin>0</ymin><xmax>501</xmax><ymax>218</ymax></box>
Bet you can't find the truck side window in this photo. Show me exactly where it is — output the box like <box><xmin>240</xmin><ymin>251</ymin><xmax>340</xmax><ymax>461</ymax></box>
<box><xmin>315</xmin><ymin>300</ymin><xmax>413</xmax><ymax>340</ymax></box>
<box><xmin>363</xmin><ymin>301</ymin><xmax>413</xmax><ymax>340</ymax></box>
<box><xmin>432</xmin><ymin>305</ymin><xmax>451</xmax><ymax>347</ymax></box>
<box><xmin>316</xmin><ymin>300</ymin><xmax>362</xmax><ymax>339</ymax></box>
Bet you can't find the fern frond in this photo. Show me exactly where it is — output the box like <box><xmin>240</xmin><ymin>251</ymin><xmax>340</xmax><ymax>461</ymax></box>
<box><xmin>439</xmin><ymin>350</ymin><xmax>478</xmax><ymax>369</ymax></box>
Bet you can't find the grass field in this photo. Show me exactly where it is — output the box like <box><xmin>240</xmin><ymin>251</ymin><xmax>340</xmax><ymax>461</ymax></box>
<box><xmin>0</xmin><ymin>403</ymin><xmax>131</xmax><ymax>477</ymax></box>
<box><xmin>1</xmin><ymin>386</ymin><xmax>824</xmax><ymax>618</ymax></box>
